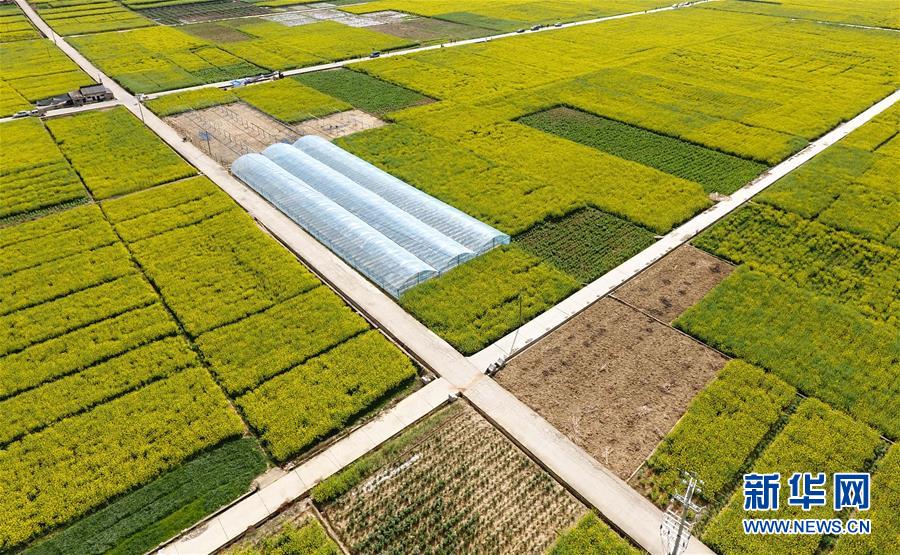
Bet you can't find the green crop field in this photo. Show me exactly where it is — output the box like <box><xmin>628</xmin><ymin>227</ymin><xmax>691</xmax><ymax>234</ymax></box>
<box><xmin>516</xmin><ymin>206</ymin><xmax>656</xmax><ymax>283</ymax></box>
<box><xmin>0</xmin><ymin>367</ymin><xmax>244</xmax><ymax>549</ymax></box>
<box><xmin>833</xmin><ymin>444</ymin><xmax>900</xmax><ymax>555</ymax></box>
<box><xmin>0</xmin><ymin>38</ymin><xmax>93</xmax><ymax>115</ymax></box>
<box><xmin>676</xmin><ymin>268</ymin><xmax>900</xmax><ymax>438</ymax></box>
<box><xmin>46</xmin><ymin>107</ymin><xmax>197</xmax><ymax>199</ymax></box>
<box><xmin>226</xmin><ymin>515</ymin><xmax>339</xmax><ymax>555</ymax></box>
<box><xmin>4</xmin><ymin>0</ymin><xmax>899</xmax><ymax>551</ymax></box>
<box><xmin>0</xmin><ymin>106</ymin><xmax>420</xmax><ymax>549</ymax></box>
<box><xmin>68</xmin><ymin>26</ymin><xmax>263</xmax><ymax>93</ymax></box>
<box><xmin>33</xmin><ymin>0</ymin><xmax>155</xmax><ymax>36</ymax></box>
<box><xmin>23</xmin><ymin>438</ymin><xmax>266</xmax><ymax>555</ymax></box>
<box><xmin>759</xmin><ymin>105</ymin><xmax>899</xmax><ymax>247</ymax></box>
<box><xmin>549</xmin><ymin>512</ymin><xmax>639</xmax><ymax>555</ymax></box>
<box><xmin>694</xmin><ymin>202</ymin><xmax>899</xmax><ymax>323</ymax></box>
<box><xmin>0</xmin><ymin>118</ymin><xmax>86</xmax><ymax>219</ymax></box>
<box><xmin>0</xmin><ymin>198</ymin><xmax>248</xmax><ymax>551</ymax></box>
<box><xmin>675</xmin><ymin>98</ymin><xmax>900</xmax><ymax>452</ymax></box>
<box><xmin>232</xmin><ymin>78</ymin><xmax>350</xmax><ymax>123</ymax></box>
<box><xmin>145</xmin><ymin>86</ymin><xmax>239</xmax><ymax>116</ymax></box>
<box><xmin>102</xmin><ymin>177</ymin><xmax>418</xmax><ymax>461</ymax></box>
<box><xmin>400</xmin><ymin>246</ymin><xmax>578</xmax><ymax>354</ymax></box>
<box><xmin>0</xmin><ymin>4</ymin><xmax>39</xmax><ymax>42</ymax></box>
<box><xmin>197</xmin><ymin>287</ymin><xmax>369</xmax><ymax>395</ymax></box>
<box><xmin>704</xmin><ymin>0</ymin><xmax>900</xmax><ymax>29</ymax></box>
<box><xmin>702</xmin><ymin>399</ymin><xmax>882</xmax><ymax>555</ymax></box>
<box><xmin>520</xmin><ymin>107</ymin><xmax>767</xmax><ymax>195</ymax></box>
<box><xmin>640</xmin><ymin>361</ymin><xmax>797</xmax><ymax>506</ymax></box>
<box><xmin>295</xmin><ymin>68</ymin><xmax>432</xmax><ymax>116</ymax></box>
<box><xmin>69</xmin><ymin>20</ymin><xmax>411</xmax><ymax>94</ymax></box>
<box><xmin>237</xmin><ymin>331</ymin><xmax>416</xmax><ymax>461</ymax></box>
<box><xmin>204</xmin><ymin>20</ymin><xmax>413</xmax><ymax>71</ymax></box>
<box><xmin>347</xmin><ymin>0</ymin><xmax>668</xmax><ymax>31</ymax></box>
<box><xmin>336</xmin><ymin>7</ymin><xmax>896</xmax><ymax>247</ymax></box>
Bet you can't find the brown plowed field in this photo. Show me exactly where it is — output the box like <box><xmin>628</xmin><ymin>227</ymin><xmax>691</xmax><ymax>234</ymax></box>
<box><xmin>612</xmin><ymin>244</ymin><xmax>734</xmax><ymax>322</ymax></box>
<box><xmin>497</xmin><ymin>297</ymin><xmax>727</xmax><ymax>479</ymax></box>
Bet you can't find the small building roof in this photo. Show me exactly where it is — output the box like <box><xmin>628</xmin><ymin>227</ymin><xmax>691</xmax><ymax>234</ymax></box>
<box><xmin>80</xmin><ymin>85</ymin><xmax>110</xmax><ymax>95</ymax></box>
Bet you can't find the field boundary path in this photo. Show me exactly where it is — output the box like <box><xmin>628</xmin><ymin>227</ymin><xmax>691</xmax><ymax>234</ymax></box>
<box><xmin>14</xmin><ymin>0</ymin><xmax>897</xmax><ymax>553</ymax></box>
<box><xmin>469</xmin><ymin>88</ymin><xmax>900</xmax><ymax>370</ymax></box>
<box><xmin>143</xmin><ymin>0</ymin><xmax>717</xmax><ymax>100</ymax></box>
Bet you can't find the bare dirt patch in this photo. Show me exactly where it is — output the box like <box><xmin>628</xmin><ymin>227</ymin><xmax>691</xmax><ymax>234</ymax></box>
<box><xmin>166</xmin><ymin>102</ymin><xmax>297</xmax><ymax>165</ymax></box>
<box><xmin>166</xmin><ymin>104</ymin><xmax>385</xmax><ymax>165</ymax></box>
<box><xmin>264</xmin><ymin>8</ymin><xmax>409</xmax><ymax>28</ymax></box>
<box><xmin>497</xmin><ymin>297</ymin><xmax>727</xmax><ymax>479</ymax></box>
<box><xmin>370</xmin><ymin>17</ymin><xmax>494</xmax><ymax>41</ymax></box>
<box><xmin>293</xmin><ymin>109</ymin><xmax>386</xmax><ymax>140</ymax></box>
<box><xmin>613</xmin><ymin>245</ymin><xmax>734</xmax><ymax>322</ymax></box>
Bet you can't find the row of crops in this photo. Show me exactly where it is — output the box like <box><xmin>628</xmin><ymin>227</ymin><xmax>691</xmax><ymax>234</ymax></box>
<box><xmin>222</xmin><ymin>400</ymin><xmax>640</xmax><ymax>554</ymax></box>
<box><xmin>1</xmin><ymin>108</ymin><xmax>196</xmax><ymax>221</ymax></box>
<box><xmin>639</xmin><ymin>352</ymin><xmax>896</xmax><ymax>555</ymax></box>
<box><xmin>314</xmin><ymin>401</ymin><xmax>592</xmax><ymax>553</ymax></box>
<box><xmin>636</xmin><ymin>98</ymin><xmax>898</xmax><ymax>554</ymax></box>
<box><xmin>148</xmin><ymin>77</ymin><xmax>352</xmax><ymax>124</ymax></box>
<box><xmin>1</xmin><ymin>119</ymin><xmax>86</xmax><ymax>219</ymax></box>
<box><xmin>0</xmin><ymin>107</ymin><xmax>419</xmax><ymax>551</ymax></box>
<box><xmin>102</xmin><ymin>176</ymin><xmax>418</xmax><ymax>460</ymax></box>
<box><xmin>32</xmin><ymin>0</ymin><xmax>155</xmax><ymax>35</ymax></box>
<box><xmin>0</xmin><ymin>4</ymin><xmax>39</xmax><ymax>42</ymax></box>
<box><xmin>519</xmin><ymin>107</ymin><xmax>767</xmax><ymax>196</ymax></box>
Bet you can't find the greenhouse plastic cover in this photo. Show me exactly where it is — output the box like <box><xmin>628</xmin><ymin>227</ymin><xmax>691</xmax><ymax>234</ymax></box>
<box><xmin>294</xmin><ymin>135</ymin><xmax>509</xmax><ymax>253</ymax></box>
<box><xmin>232</xmin><ymin>140</ymin><xmax>508</xmax><ymax>297</ymax></box>
<box><xmin>262</xmin><ymin>143</ymin><xmax>475</xmax><ymax>273</ymax></box>
<box><xmin>232</xmin><ymin>153</ymin><xmax>437</xmax><ymax>296</ymax></box>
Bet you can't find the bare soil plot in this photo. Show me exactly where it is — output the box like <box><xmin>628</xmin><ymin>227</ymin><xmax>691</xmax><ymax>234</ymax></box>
<box><xmin>318</xmin><ymin>401</ymin><xmax>585</xmax><ymax>553</ymax></box>
<box><xmin>293</xmin><ymin>109</ymin><xmax>385</xmax><ymax>139</ymax></box>
<box><xmin>264</xmin><ymin>8</ymin><xmax>408</xmax><ymax>27</ymax></box>
<box><xmin>613</xmin><ymin>245</ymin><xmax>734</xmax><ymax>322</ymax></box>
<box><xmin>166</xmin><ymin>103</ymin><xmax>384</xmax><ymax>165</ymax></box>
<box><xmin>370</xmin><ymin>16</ymin><xmax>494</xmax><ymax>41</ymax></box>
<box><xmin>181</xmin><ymin>21</ymin><xmax>254</xmax><ymax>42</ymax></box>
<box><xmin>166</xmin><ymin>102</ymin><xmax>297</xmax><ymax>165</ymax></box>
<box><xmin>497</xmin><ymin>297</ymin><xmax>727</xmax><ymax>479</ymax></box>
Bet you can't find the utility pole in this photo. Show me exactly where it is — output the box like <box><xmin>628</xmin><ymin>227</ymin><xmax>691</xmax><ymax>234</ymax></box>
<box><xmin>136</xmin><ymin>95</ymin><xmax>146</xmax><ymax>123</ymax></box>
<box><xmin>661</xmin><ymin>471</ymin><xmax>704</xmax><ymax>555</ymax></box>
<box><xmin>199</xmin><ymin>130</ymin><xmax>212</xmax><ymax>155</ymax></box>
<box><xmin>487</xmin><ymin>293</ymin><xmax>522</xmax><ymax>376</ymax></box>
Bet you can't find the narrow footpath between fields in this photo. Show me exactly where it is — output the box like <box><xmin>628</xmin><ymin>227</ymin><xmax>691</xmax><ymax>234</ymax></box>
<box><xmin>15</xmin><ymin>1</ymin><xmax>897</xmax><ymax>553</ymax></box>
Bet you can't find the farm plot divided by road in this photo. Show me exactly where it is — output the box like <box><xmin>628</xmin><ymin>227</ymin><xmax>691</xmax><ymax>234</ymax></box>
<box><xmin>628</xmin><ymin>87</ymin><xmax>898</xmax><ymax>553</ymax></box>
<box><xmin>2</xmin><ymin>0</ymin><xmax>898</xmax><ymax>552</ymax></box>
<box><xmin>0</xmin><ymin>108</ymin><xmax>418</xmax><ymax>551</ymax></box>
<box><xmin>338</xmin><ymin>6</ymin><xmax>898</xmax><ymax>354</ymax></box>
<box><xmin>314</xmin><ymin>401</ymin><xmax>601</xmax><ymax>553</ymax></box>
